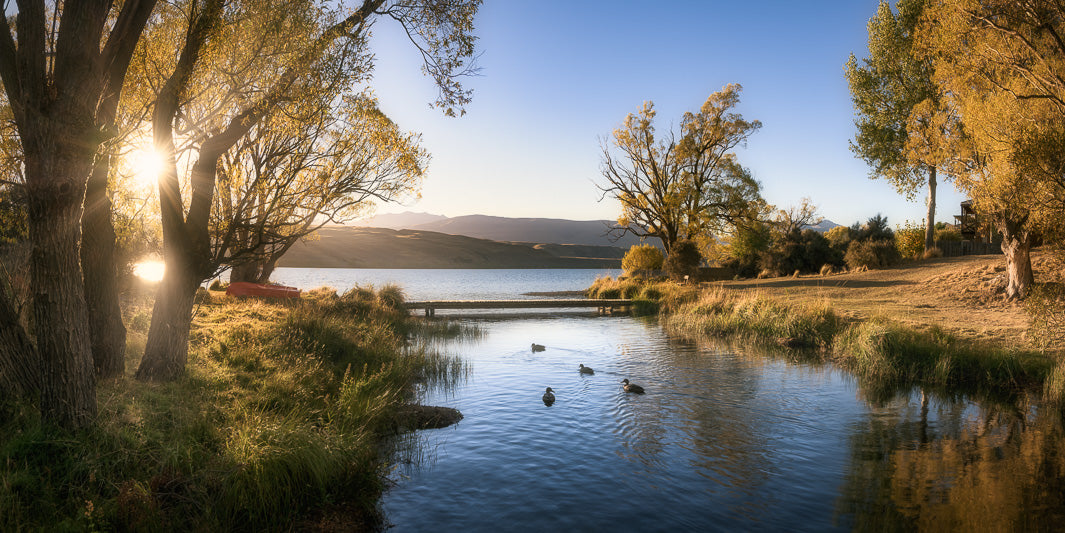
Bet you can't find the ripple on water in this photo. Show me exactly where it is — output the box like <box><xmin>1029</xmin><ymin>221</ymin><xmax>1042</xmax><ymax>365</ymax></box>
<box><xmin>383</xmin><ymin>315</ymin><xmax>1061</xmax><ymax>532</ymax></box>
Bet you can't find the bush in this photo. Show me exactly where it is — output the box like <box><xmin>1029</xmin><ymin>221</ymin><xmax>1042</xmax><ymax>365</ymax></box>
<box><xmin>621</xmin><ymin>244</ymin><xmax>664</xmax><ymax>274</ymax></box>
<box><xmin>935</xmin><ymin>227</ymin><xmax>962</xmax><ymax>242</ymax></box>
<box><xmin>844</xmin><ymin>239</ymin><xmax>901</xmax><ymax>270</ymax></box>
<box><xmin>895</xmin><ymin>221</ymin><xmax>925</xmax><ymax>259</ymax></box>
<box><xmin>758</xmin><ymin>229</ymin><xmax>836</xmax><ymax>277</ymax></box>
<box><xmin>209</xmin><ymin>278</ymin><xmax>227</xmax><ymax>291</ymax></box>
<box><xmin>664</xmin><ymin>240</ymin><xmax>702</xmax><ymax>281</ymax></box>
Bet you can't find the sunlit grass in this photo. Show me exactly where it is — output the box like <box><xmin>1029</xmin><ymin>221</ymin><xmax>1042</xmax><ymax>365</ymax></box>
<box><xmin>0</xmin><ymin>285</ymin><xmax>464</xmax><ymax>531</ymax></box>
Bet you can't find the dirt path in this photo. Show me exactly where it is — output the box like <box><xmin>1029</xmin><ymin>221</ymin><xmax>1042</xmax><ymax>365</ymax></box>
<box><xmin>710</xmin><ymin>253</ymin><xmax>1054</xmax><ymax>349</ymax></box>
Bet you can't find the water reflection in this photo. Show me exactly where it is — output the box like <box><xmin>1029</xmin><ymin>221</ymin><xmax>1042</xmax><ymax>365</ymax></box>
<box><xmin>836</xmin><ymin>390</ymin><xmax>1065</xmax><ymax>531</ymax></box>
<box><xmin>384</xmin><ymin>315</ymin><xmax>1065</xmax><ymax>531</ymax></box>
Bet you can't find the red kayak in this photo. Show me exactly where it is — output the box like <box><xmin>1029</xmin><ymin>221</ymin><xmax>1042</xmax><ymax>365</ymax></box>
<box><xmin>225</xmin><ymin>282</ymin><xmax>301</xmax><ymax>299</ymax></box>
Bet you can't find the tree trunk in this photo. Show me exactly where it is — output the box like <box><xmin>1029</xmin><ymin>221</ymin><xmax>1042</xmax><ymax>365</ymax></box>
<box><xmin>229</xmin><ymin>260</ymin><xmax>261</xmax><ymax>284</ymax></box>
<box><xmin>0</xmin><ymin>288</ymin><xmax>39</xmax><ymax>402</ymax></box>
<box><xmin>925</xmin><ymin>165</ymin><xmax>936</xmax><ymax>253</ymax></box>
<box><xmin>82</xmin><ymin>154</ymin><xmax>127</xmax><ymax>378</ymax></box>
<box><xmin>136</xmin><ymin>265</ymin><xmax>198</xmax><ymax>381</ymax></box>
<box><xmin>24</xmin><ymin>152</ymin><xmax>97</xmax><ymax>428</ymax></box>
<box><xmin>998</xmin><ymin>213</ymin><xmax>1034</xmax><ymax>300</ymax></box>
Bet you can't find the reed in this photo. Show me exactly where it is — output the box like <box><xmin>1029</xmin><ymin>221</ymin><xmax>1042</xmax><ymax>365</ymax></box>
<box><xmin>652</xmin><ymin>284</ymin><xmax>1053</xmax><ymax>399</ymax></box>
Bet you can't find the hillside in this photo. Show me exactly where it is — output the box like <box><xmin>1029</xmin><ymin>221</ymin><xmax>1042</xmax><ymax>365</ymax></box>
<box><xmin>277</xmin><ymin>226</ymin><xmax>622</xmax><ymax>269</ymax></box>
<box><xmin>410</xmin><ymin>214</ymin><xmax>645</xmax><ymax>248</ymax></box>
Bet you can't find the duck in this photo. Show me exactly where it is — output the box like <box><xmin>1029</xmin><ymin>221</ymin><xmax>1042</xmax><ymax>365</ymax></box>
<box><xmin>621</xmin><ymin>379</ymin><xmax>645</xmax><ymax>394</ymax></box>
<box><xmin>542</xmin><ymin>387</ymin><xmax>555</xmax><ymax>406</ymax></box>
<box><xmin>578</xmin><ymin>364</ymin><xmax>594</xmax><ymax>375</ymax></box>
<box><xmin>531</xmin><ymin>343</ymin><xmax>546</xmax><ymax>352</ymax></box>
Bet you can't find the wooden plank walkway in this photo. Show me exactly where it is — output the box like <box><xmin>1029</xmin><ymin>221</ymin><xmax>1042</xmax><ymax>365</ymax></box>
<box><xmin>404</xmin><ymin>299</ymin><xmax>633</xmax><ymax>317</ymax></box>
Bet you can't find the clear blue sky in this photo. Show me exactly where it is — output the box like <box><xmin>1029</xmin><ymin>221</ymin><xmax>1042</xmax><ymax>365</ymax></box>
<box><xmin>365</xmin><ymin>0</ymin><xmax>967</xmax><ymax>229</ymax></box>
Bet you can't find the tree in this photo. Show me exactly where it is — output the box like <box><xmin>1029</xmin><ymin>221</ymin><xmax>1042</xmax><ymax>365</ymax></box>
<box><xmin>846</xmin><ymin>0</ymin><xmax>954</xmax><ymax>254</ymax></box>
<box><xmin>599</xmin><ymin>84</ymin><xmax>764</xmax><ymax>257</ymax></box>
<box><xmin>137</xmin><ymin>0</ymin><xmax>480</xmax><ymax>381</ymax></box>
<box><xmin>0</xmin><ymin>1</ymin><xmax>157</xmax><ymax>428</ymax></box>
<box><xmin>220</xmin><ymin>92</ymin><xmax>427</xmax><ymax>285</ymax></box>
<box><xmin>920</xmin><ymin>0</ymin><xmax>1065</xmax><ymax>298</ymax></box>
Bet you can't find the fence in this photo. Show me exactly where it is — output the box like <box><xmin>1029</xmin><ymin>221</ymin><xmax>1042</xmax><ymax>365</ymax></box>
<box><xmin>934</xmin><ymin>239</ymin><xmax>999</xmax><ymax>257</ymax></box>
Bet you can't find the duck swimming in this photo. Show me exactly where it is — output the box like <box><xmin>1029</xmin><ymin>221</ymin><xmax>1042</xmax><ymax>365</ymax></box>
<box><xmin>542</xmin><ymin>387</ymin><xmax>555</xmax><ymax>405</ymax></box>
<box><xmin>531</xmin><ymin>343</ymin><xmax>546</xmax><ymax>352</ymax></box>
<box><xmin>578</xmin><ymin>364</ymin><xmax>594</xmax><ymax>375</ymax></box>
<box><xmin>621</xmin><ymin>379</ymin><xmax>645</xmax><ymax>394</ymax></box>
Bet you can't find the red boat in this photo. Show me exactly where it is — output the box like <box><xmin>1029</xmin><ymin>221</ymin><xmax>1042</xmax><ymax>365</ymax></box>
<box><xmin>225</xmin><ymin>281</ymin><xmax>301</xmax><ymax>299</ymax></box>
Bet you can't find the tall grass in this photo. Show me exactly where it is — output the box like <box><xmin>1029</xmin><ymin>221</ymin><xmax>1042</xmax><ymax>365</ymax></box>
<box><xmin>657</xmin><ymin>286</ymin><xmax>1054</xmax><ymax>400</ymax></box>
<box><xmin>1</xmin><ymin>285</ymin><xmax>464</xmax><ymax>531</ymax></box>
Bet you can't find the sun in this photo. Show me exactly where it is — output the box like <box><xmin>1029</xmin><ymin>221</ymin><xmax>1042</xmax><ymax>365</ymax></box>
<box><xmin>128</xmin><ymin>149</ymin><xmax>163</xmax><ymax>189</ymax></box>
<box><xmin>133</xmin><ymin>260</ymin><xmax>166</xmax><ymax>282</ymax></box>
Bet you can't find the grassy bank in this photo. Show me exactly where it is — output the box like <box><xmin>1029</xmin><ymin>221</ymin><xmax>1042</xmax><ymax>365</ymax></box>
<box><xmin>590</xmin><ymin>276</ymin><xmax>1060</xmax><ymax>403</ymax></box>
<box><xmin>1</xmin><ymin>285</ymin><xmax>463</xmax><ymax>531</ymax></box>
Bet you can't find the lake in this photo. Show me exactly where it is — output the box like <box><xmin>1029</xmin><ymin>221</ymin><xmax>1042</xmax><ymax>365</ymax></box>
<box><xmin>275</xmin><ymin>268</ymin><xmax>1065</xmax><ymax>531</ymax></box>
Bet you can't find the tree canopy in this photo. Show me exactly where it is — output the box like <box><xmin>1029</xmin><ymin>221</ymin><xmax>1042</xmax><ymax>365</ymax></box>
<box><xmin>599</xmin><ymin>84</ymin><xmax>764</xmax><ymax>257</ymax></box>
<box><xmin>846</xmin><ymin>0</ymin><xmax>954</xmax><ymax>252</ymax></box>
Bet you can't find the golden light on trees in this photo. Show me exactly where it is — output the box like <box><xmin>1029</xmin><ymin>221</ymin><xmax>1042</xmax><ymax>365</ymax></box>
<box><xmin>125</xmin><ymin>148</ymin><xmax>164</xmax><ymax>190</ymax></box>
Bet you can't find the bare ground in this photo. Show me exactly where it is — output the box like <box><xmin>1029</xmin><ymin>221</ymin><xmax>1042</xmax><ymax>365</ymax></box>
<box><xmin>711</xmin><ymin>252</ymin><xmax>1058</xmax><ymax>350</ymax></box>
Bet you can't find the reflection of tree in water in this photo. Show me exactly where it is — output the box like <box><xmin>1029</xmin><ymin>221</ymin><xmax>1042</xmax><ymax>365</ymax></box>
<box><xmin>611</xmin><ymin>333</ymin><xmax>778</xmax><ymax>506</ymax></box>
<box><xmin>836</xmin><ymin>388</ymin><xmax>1065</xmax><ymax>531</ymax></box>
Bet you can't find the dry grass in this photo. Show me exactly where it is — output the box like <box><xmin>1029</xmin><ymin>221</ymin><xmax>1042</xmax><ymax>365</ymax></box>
<box><xmin>710</xmin><ymin>252</ymin><xmax>1058</xmax><ymax>350</ymax></box>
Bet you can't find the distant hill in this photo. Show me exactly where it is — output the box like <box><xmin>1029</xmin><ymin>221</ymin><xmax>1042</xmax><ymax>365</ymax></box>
<box><xmin>277</xmin><ymin>226</ymin><xmax>622</xmax><ymax>269</ymax></box>
<box><xmin>350</xmin><ymin>211</ymin><xmax>448</xmax><ymax>229</ymax></box>
<box><xmin>808</xmin><ymin>219</ymin><xmax>841</xmax><ymax>233</ymax></box>
<box><xmin>408</xmin><ymin>214</ymin><xmax>646</xmax><ymax>248</ymax></box>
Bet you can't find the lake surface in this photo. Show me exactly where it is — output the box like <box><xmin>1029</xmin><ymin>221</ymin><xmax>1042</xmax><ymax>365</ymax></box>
<box><xmin>271</xmin><ymin>267</ymin><xmax>621</xmax><ymax>301</ymax></box>
<box><xmin>278</xmin><ymin>268</ymin><xmax>1065</xmax><ymax>531</ymax></box>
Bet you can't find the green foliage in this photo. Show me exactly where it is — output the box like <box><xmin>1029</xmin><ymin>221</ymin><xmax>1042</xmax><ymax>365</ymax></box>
<box><xmin>758</xmin><ymin>229</ymin><xmax>837</xmax><ymax>277</ymax></box>
<box><xmin>209</xmin><ymin>279</ymin><xmax>227</xmax><ymax>291</ymax></box>
<box><xmin>621</xmin><ymin>244</ymin><xmax>664</xmax><ymax>274</ymax></box>
<box><xmin>664</xmin><ymin>240</ymin><xmax>702</xmax><ymax>280</ymax></box>
<box><xmin>721</xmin><ymin>221</ymin><xmax>773</xmax><ymax>278</ymax></box>
<box><xmin>845</xmin><ymin>0</ymin><xmax>945</xmax><ymax>197</ymax></box>
<box><xmin>0</xmin><ymin>292</ymin><xmax>461</xmax><ymax>531</ymax></box>
<box><xmin>895</xmin><ymin>220</ymin><xmax>926</xmax><ymax>259</ymax></box>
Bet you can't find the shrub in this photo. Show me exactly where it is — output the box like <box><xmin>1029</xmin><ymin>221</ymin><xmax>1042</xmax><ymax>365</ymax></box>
<box><xmin>844</xmin><ymin>239</ymin><xmax>901</xmax><ymax>270</ymax></box>
<box><xmin>209</xmin><ymin>278</ymin><xmax>227</xmax><ymax>291</ymax></box>
<box><xmin>934</xmin><ymin>227</ymin><xmax>962</xmax><ymax>242</ymax></box>
<box><xmin>664</xmin><ymin>240</ymin><xmax>702</xmax><ymax>281</ymax></box>
<box><xmin>757</xmin><ymin>229</ymin><xmax>836</xmax><ymax>277</ymax></box>
<box><xmin>377</xmin><ymin>284</ymin><xmax>406</xmax><ymax>309</ymax></box>
<box><xmin>621</xmin><ymin>244</ymin><xmax>664</xmax><ymax>274</ymax></box>
<box><xmin>895</xmin><ymin>221</ymin><xmax>925</xmax><ymax>259</ymax></box>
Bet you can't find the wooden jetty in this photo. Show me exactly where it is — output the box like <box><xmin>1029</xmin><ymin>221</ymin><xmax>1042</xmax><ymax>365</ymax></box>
<box><xmin>404</xmin><ymin>299</ymin><xmax>633</xmax><ymax>317</ymax></box>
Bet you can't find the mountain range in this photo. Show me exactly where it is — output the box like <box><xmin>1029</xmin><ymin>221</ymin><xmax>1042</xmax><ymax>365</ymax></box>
<box><xmin>352</xmin><ymin>212</ymin><xmax>647</xmax><ymax>248</ymax></box>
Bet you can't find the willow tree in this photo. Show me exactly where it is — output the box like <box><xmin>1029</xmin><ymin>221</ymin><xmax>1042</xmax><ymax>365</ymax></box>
<box><xmin>136</xmin><ymin>0</ymin><xmax>479</xmax><ymax>381</ymax></box>
<box><xmin>846</xmin><ymin>0</ymin><xmax>953</xmax><ymax>254</ymax></box>
<box><xmin>921</xmin><ymin>0</ymin><xmax>1065</xmax><ymax>299</ymax></box>
<box><xmin>0</xmin><ymin>1</ymin><xmax>156</xmax><ymax>428</ymax></box>
<box><xmin>221</xmin><ymin>92</ymin><xmax>427</xmax><ymax>284</ymax></box>
<box><xmin>599</xmin><ymin>84</ymin><xmax>764</xmax><ymax>257</ymax></box>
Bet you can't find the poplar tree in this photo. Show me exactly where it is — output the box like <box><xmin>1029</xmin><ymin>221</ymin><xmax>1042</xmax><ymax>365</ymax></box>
<box><xmin>845</xmin><ymin>0</ymin><xmax>952</xmax><ymax>254</ymax></box>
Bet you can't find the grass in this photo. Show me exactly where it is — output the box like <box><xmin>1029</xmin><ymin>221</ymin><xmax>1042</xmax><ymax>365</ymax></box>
<box><xmin>0</xmin><ymin>284</ymin><xmax>464</xmax><ymax>531</ymax></box>
<box><xmin>597</xmin><ymin>276</ymin><xmax>1058</xmax><ymax>402</ymax></box>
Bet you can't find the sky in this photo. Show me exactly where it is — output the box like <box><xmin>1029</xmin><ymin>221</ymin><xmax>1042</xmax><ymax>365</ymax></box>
<box><xmin>363</xmin><ymin>0</ymin><xmax>968</xmax><ymax>229</ymax></box>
